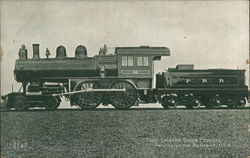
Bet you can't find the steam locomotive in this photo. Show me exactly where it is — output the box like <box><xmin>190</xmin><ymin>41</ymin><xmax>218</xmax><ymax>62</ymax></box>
<box><xmin>1</xmin><ymin>44</ymin><xmax>249</xmax><ymax>110</ymax></box>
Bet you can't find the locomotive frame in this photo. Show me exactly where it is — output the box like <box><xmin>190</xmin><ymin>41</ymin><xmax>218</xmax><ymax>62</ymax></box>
<box><xmin>1</xmin><ymin>44</ymin><xmax>249</xmax><ymax>110</ymax></box>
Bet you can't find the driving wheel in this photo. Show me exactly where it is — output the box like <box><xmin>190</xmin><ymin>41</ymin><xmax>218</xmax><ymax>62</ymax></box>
<box><xmin>74</xmin><ymin>81</ymin><xmax>103</xmax><ymax>109</ymax></box>
<box><xmin>109</xmin><ymin>81</ymin><xmax>137</xmax><ymax>109</ymax></box>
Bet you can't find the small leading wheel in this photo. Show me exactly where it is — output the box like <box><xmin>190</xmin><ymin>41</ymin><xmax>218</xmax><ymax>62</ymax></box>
<box><xmin>234</xmin><ymin>97</ymin><xmax>246</xmax><ymax>109</ymax></box>
<box><xmin>188</xmin><ymin>96</ymin><xmax>201</xmax><ymax>109</ymax></box>
<box><xmin>13</xmin><ymin>94</ymin><xmax>29</xmax><ymax>111</ymax></box>
<box><xmin>161</xmin><ymin>96</ymin><xmax>177</xmax><ymax>109</ymax></box>
<box><xmin>74</xmin><ymin>81</ymin><xmax>102</xmax><ymax>109</ymax></box>
<box><xmin>44</xmin><ymin>96</ymin><xmax>60</xmax><ymax>110</ymax></box>
<box><xmin>208</xmin><ymin>95</ymin><xmax>222</xmax><ymax>109</ymax></box>
<box><xmin>109</xmin><ymin>81</ymin><xmax>137</xmax><ymax>109</ymax></box>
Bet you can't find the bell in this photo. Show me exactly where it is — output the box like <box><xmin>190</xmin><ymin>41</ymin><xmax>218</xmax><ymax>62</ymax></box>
<box><xmin>45</xmin><ymin>48</ymin><xmax>51</xmax><ymax>58</ymax></box>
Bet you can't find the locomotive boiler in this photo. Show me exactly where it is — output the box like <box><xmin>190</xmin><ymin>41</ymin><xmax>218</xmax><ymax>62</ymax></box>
<box><xmin>2</xmin><ymin>44</ymin><xmax>249</xmax><ymax>110</ymax></box>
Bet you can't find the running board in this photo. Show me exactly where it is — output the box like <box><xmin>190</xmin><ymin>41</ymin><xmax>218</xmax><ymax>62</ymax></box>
<box><xmin>52</xmin><ymin>88</ymin><xmax>126</xmax><ymax>96</ymax></box>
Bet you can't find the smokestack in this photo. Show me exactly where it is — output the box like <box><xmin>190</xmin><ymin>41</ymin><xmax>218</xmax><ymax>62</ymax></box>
<box><xmin>32</xmin><ymin>44</ymin><xmax>40</xmax><ymax>59</ymax></box>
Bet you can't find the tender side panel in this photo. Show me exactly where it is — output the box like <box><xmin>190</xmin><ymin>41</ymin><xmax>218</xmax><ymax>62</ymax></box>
<box><xmin>162</xmin><ymin>70</ymin><xmax>246</xmax><ymax>88</ymax></box>
<box><xmin>156</xmin><ymin>69</ymin><xmax>248</xmax><ymax>97</ymax></box>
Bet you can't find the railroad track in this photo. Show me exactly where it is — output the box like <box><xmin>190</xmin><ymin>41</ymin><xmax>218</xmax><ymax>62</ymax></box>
<box><xmin>1</xmin><ymin>106</ymin><xmax>250</xmax><ymax>112</ymax></box>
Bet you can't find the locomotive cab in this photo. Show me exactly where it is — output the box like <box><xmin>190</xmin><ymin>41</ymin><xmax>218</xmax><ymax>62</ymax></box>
<box><xmin>115</xmin><ymin>46</ymin><xmax>170</xmax><ymax>89</ymax></box>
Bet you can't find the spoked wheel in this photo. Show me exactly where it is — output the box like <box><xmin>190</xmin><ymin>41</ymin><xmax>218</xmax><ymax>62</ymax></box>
<box><xmin>234</xmin><ymin>97</ymin><xmax>246</xmax><ymax>109</ymax></box>
<box><xmin>109</xmin><ymin>81</ymin><xmax>137</xmax><ymax>109</ymax></box>
<box><xmin>74</xmin><ymin>81</ymin><xmax>102</xmax><ymax>109</ymax></box>
<box><xmin>161</xmin><ymin>96</ymin><xmax>177</xmax><ymax>109</ymax></box>
<box><xmin>208</xmin><ymin>95</ymin><xmax>222</xmax><ymax>109</ymax></box>
<box><xmin>13</xmin><ymin>94</ymin><xmax>29</xmax><ymax>111</ymax></box>
<box><xmin>188</xmin><ymin>96</ymin><xmax>201</xmax><ymax>109</ymax></box>
<box><xmin>44</xmin><ymin>96</ymin><xmax>60</xmax><ymax>111</ymax></box>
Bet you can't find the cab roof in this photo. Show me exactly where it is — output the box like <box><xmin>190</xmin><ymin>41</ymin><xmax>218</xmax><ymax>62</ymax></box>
<box><xmin>115</xmin><ymin>46</ymin><xmax>170</xmax><ymax>56</ymax></box>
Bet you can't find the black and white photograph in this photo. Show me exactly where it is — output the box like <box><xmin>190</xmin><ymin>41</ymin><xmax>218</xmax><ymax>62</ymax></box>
<box><xmin>0</xmin><ymin>0</ymin><xmax>249</xmax><ymax>157</ymax></box>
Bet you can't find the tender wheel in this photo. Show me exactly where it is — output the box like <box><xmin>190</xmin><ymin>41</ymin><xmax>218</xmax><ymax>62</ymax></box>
<box><xmin>13</xmin><ymin>95</ymin><xmax>29</xmax><ymax>111</ymax></box>
<box><xmin>234</xmin><ymin>97</ymin><xmax>246</xmax><ymax>109</ymax></box>
<box><xmin>224</xmin><ymin>97</ymin><xmax>236</xmax><ymax>109</ymax></box>
<box><xmin>208</xmin><ymin>95</ymin><xmax>222</xmax><ymax>109</ymax></box>
<box><xmin>44</xmin><ymin>96</ymin><xmax>60</xmax><ymax>110</ymax></box>
<box><xmin>189</xmin><ymin>96</ymin><xmax>201</xmax><ymax>109</ymax></box>
<box><xmin>74</xmin><ymin>81</ymin><xmax>102</xmax><ymax>109</ymax></box>
<box><xmin>161</xmin><ymin>96</ymin><xmax>177</xmax><ymax>109</ymax></box>
<box><xmin>109</xmin><ymin>81</ymin><xmax>137</xmax><ymax>109</ymax></box>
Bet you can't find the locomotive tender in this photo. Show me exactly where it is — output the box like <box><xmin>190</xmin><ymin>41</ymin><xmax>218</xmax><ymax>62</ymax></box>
<box><xmin>2</xmin><ymin>44</ymin><xmax>249</xmax><ymax>110</ymax></box>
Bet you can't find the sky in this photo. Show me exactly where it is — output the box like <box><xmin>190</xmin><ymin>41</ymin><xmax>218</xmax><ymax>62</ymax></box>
<box><xmin>0</xmin><ymin>1</ymin><xmax>249</xmax><ymax>104</ymax></box>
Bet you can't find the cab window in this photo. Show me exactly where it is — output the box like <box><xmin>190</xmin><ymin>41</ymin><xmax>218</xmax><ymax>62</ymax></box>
<box><xmin>122</xmin><ymin>56</ymin><xmax>133</xmax><ymax>66</ymax></box>
<box><xmin>137</xmin><ymin>56</ymin><xmax>149</xmax><ymax>66</ymax></box>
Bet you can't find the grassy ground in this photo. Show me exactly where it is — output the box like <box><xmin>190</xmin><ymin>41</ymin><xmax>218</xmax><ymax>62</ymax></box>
<box><xmin>1</xmin><ymin>108</ymin><xmax>249</xmax><ymax>158</ymax></box>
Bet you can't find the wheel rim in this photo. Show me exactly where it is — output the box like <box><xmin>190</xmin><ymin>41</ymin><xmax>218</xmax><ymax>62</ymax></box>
<box><xmin>13</xmin><ymin>95</ymin><xmax>27</xmax><ymax>111</ymax></box>
<box><xmin>74</xmin><ymin>81</ymin><xmax>102</xmax><ymax>109</ymax></box>
<box><xmin>161</xmin><ymin>96</ymin><xmax>177</xmax><ymax>109</ymax></box>
<box><xmin>109</xmin><ymin>81</ymin><xmax>137</xmax><ymax>109</ymax></box>
<box><xmin>235</xmin><ymin>97</ymin><xmax>246</xmax><ymax>108</ymax></box>
<box><xmin>209</xmin><ymin>96</ymin><xmax>221</xmax><ymax>109</ymax></box>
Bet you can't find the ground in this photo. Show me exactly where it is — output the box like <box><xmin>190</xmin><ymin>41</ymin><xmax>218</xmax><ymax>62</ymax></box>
<box><xmin>0</xmin><ymin>106</ymin><xmax>250</xmax><ymax>158</ymax></box>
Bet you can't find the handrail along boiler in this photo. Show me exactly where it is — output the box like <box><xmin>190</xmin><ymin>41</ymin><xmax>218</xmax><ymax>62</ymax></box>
<box><xmin>2</xmin><ymin>44</ymin><xmax>249</xmax><ymax>110</ymax></box>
